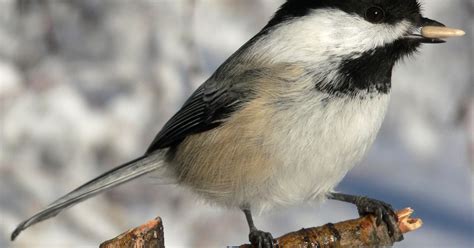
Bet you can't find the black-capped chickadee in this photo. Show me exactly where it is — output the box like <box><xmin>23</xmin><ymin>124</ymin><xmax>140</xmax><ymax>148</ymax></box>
<box><xmin>12</xmin><ymin>0</ymin><xmax>465</xmax><ymax>247</ymax></box>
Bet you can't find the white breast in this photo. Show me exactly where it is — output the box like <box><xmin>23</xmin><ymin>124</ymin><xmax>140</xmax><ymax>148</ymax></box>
<box><xmin>254</xmin><ymin>92</ymin><xmax>390</xmax><ymax>212</ymax></box>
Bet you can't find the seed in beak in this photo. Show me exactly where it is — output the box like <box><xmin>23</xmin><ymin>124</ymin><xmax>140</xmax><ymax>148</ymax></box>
<box><xmin>421</xmin><ymin>26</ymin><xmax>466</xmax><ymax>39</ymax></box>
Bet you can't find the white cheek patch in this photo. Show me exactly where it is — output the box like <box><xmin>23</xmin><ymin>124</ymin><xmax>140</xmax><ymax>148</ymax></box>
<box><xmin>252</xmin><ymin>8</ymin><xmax>412</xmax><ymax>63</ymax></box>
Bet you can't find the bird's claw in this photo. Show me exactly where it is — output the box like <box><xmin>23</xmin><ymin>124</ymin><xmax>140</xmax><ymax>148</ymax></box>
<box><xmin>249</xmin><ymin>229</ymin><xmax>275</xmax><ymax>248</ymax></box>
<box><xmin>355</xmin><ymin>196</ymin><xmax>403</xmax><ymax>242</ymax></box>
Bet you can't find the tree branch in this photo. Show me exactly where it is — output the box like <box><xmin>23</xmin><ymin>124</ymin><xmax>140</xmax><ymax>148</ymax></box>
<box><xmin>100</xmin><ymin>208</ymin><xmax>422</xmax><ymax>248</ymax></box>
<box><xmin>100</xmin><ymin>217</ymin><xmax>165</xmax><ymax>248</ymax></box>
<box><xmin>242</xmin><ymin>208</ymin><xmax>422</xmax><ymax>248</ymax></box>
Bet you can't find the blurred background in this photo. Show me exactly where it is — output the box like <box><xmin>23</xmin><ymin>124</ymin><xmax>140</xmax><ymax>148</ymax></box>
<box><xmin>0</xmin><ymin>0</ymin><xmax>472</xmax><ymax>247</ymax></box>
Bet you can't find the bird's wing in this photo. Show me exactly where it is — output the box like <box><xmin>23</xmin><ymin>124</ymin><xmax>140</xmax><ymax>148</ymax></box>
<box><xmin>146</xmin><ymin>69</ymin><xmax>260</xmax><ymax>154</ymax></box>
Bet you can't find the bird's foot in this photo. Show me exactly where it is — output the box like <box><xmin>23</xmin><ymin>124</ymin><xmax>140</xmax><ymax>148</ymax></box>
<box><xmin>249</xmin><ymin>229</ymin><xmax>275</xmax><ymax>248</ymax></box>
<box><xmin>354</xmin><ymin>196</ymin><xmax>403</xmax><ymax>242</ymax></box>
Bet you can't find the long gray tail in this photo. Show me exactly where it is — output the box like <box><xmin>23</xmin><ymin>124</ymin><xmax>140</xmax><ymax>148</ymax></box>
<box><xmin>11</xmin><ymin>152</ymin><xmax>165</xmax><ymax>241</ymax></box>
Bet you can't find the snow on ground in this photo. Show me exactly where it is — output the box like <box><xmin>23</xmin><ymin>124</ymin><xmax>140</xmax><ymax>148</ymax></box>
<box><xmin>1</xmin><ymin>0</ymin><xmax>472</xmax><ymax>247</ymax></box>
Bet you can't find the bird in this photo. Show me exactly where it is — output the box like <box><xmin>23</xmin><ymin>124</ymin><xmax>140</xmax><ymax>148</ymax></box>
<box><xmin>11</xmin><ymin>0</ymin><xmax>465</xmax><ymax>247</ymax></box>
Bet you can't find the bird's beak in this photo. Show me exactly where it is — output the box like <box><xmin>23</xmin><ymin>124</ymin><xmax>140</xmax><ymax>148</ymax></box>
<box><xmin>407</xmin><ymin>17</ymin><xmax>465</xmax><ymax>44</ymax></box>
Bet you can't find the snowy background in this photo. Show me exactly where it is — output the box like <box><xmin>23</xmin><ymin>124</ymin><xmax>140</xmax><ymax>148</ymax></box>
<box><xmin>1</xmin><ymin>0</ymin><xmax>472</xmax><ymax>247</ymax></box>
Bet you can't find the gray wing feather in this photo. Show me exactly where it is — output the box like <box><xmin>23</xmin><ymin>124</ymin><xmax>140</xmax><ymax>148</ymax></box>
<box><xmin>146</xmin><ymin>71</ymin><xmax>259</xmax><ymax>153</ymax></box>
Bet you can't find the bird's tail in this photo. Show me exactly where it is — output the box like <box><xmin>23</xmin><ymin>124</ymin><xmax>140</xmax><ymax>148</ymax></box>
<box><xmin>11</xmin><ymin>151</ymin><xmax>166</xmax><ymax>241</ymax></box>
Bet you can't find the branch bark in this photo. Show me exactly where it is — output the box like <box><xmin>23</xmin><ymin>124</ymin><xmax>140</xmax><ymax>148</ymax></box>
<box><xmin>100</xmin><ymin>217</ymin><xmax>164</xmax><ymax>248</ymax></box>
<box><xmin>242</xmin><ymin>208</ymin><xmax>422</xmax><ymax>248</ymax></box>
<box><xmin>100</xmin><ymin>208</ymin><xmax>421</xmax><ymax>248</ymax></box>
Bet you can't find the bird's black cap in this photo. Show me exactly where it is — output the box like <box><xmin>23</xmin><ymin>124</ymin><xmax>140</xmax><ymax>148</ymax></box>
<box><xmin>266</xmin><ymin>0</ymin><xmax>422</xmax><ymax>29</ymax></box>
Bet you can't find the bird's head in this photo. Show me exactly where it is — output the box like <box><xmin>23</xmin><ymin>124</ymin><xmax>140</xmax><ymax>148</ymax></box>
<box><xmin>247</xmin><ymin>0</ymin><xmax>464</xmax><ymax>94</ymax></box>
<box><xmin>253</xmin><ymin>0</ymin><xmax>463</xmax><ymax>64</ymax></box>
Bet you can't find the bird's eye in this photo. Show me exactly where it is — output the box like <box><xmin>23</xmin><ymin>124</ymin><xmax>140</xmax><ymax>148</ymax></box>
<box><xmin>365</xmin><ymin>6</ymin><xmax>385</xmax><ymax>23</ymax></box>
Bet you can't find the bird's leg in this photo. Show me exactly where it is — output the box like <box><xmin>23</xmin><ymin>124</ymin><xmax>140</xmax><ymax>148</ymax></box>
<box><xmin>241</xmin><ymin>208</ymin><xmax>275</xmax><ymax>248</ymax></box>
<box><xmin>328</xmin><ymin>192</ymin><xmax>403</xmax><ymax>242</ymax></box>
